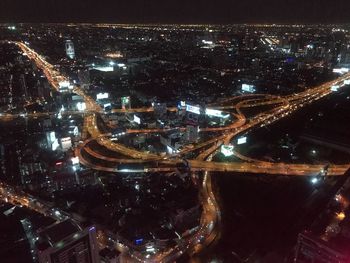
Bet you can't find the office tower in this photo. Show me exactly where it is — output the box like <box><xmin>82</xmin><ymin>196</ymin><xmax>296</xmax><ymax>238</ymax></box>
<box><xmin>294</xmin><ymin>232</ymin><xmax>349</xmax><ymax>263</ymax></box>
<box><xmin>186</xmin><ymin>125</ymin><xmax>199</xmax><ymax>143</ymax></box>
<box><xmin>20</xmin><ymin>73</ymin><xmax>29</xmax><ymax>99</ymax></box>
<box><xmin>121</xmin><ymin>96</ymin><xmax>131</xmax><ymax>110</ymax></box>
<box><xmin>65</xmin><ymin>40</ymin><xmax>75</xmax><ymax>60</ymax></box>
<box><xmin>37</xmin><ymin>220</ymin><xmax>100</xmax><ymax>263</ymax></box>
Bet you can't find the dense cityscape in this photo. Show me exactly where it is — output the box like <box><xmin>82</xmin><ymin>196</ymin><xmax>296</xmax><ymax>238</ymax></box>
<box><xmin>1</xmin><ymin>22</ymin><xmax>350</xmax><ymax>263</ymax></box>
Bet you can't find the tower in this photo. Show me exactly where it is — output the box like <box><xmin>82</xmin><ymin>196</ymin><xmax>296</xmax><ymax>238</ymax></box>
<box><xmin>37</xmin><ymin>221</ymin><xmax>100</xmax><ymax>263</ymax></box>
<box><xmin>20</xmin><ymin>74</ymin><xmax>29</xmax><ymax>100</ymax></box>
<box><xmin>65</xmin><ymin>40</ymin><xmax>75</xmax><ymax>60</ymax></box>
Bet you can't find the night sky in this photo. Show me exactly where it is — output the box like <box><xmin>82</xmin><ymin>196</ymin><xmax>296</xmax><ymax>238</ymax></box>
<box><xmin>0</xmin><ymin>0</ymin><xmax>350</xmax><ymax>24</ymax></box>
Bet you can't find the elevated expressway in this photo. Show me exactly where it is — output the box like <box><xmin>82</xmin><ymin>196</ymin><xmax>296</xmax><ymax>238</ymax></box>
<box><xmin>11</xmin><ymin>41</ymin><xmax>350</xmax><ymax>263</ymax></box>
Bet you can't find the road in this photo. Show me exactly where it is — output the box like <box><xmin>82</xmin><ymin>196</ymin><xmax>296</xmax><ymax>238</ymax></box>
<box><xmin>10</xmin><ymin>41</ymin><xmax>350</xmax><ymax>263</ymax></box>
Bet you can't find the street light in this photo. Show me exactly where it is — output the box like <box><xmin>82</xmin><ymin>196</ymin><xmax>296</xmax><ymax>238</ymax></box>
<box><xmin>311</xmin><ymin>177</ymin><xmax>319</xmax><ymax>185</ymax></box>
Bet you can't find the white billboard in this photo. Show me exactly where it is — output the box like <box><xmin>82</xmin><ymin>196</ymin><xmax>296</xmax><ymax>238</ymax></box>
<box><xmin>59</xmin><ymin>81</ymin><xmax>70</xmax><ymax>89</ymax></box>
<box><xmin>186</xmin><ymin>104</ymin><xmax>201</xmax><ymax>115</ymax></box>
<box><xmin>61</xmin><ymin>137</ymin><xmax>72</xmax><ymax>151</ymax></box>
<box><xmin>134</xmin><ymin>115</ymin><xmax>141</xmax><ymax>124</ymax></box>
<box><xmin>103</xmin><ymin>103</ymin><xmax>112</xmax><ymax>109</ymax></box>
<box><xmin>242</xmin><ymin>84</ymin><xmax>256</xmax><ymax>93</ymax></box>
<box><xmin>93</xmin><ymin>66</ymin><xmax>114</xmax><ymax>72</ymax></box>
<box><xmin>205</xmin><ymin>108</ymin><xmax>230</xmax><ymax>118</ymax></box>
<box><xmin>96</xmin><ymin>93</ymin><xmax>109</xmax><ymax>100</ymax></box>
<box><xmin>344</xmin><ymin>79</ymin><xmax>350</xmax><ymax>85</ymax></box>
<box><xmin>51</xmin><ymin>139</ymin><xmax>60</xmax><ymax>151</ymax></box>
<box><xmin>237</xmin><ymin>137</ymin><xmax>247</xmax><ymax>145</ymax></box>
<box><xmin>76</xmin><ymin>102</ymin><xmax>86</xmax><ymax>111</ymax></box>
<box><xmin>333</xmin><ymin>68</ymin><xmax>349</xmax><ymax>74</ymax></box>
<box><xmin>331</xmin><ymin>85</ymin><xmax>340</xmax><ymax>92</ymax></box>
<box><xmin>71</xmin><ymin>157</ymin><xmax>80</xmax><ymax>165</ymax></box>
<box><xmin>49</xmin><ymin>131</ymin><xmax>56</xmax><ymax>143</ymax></box>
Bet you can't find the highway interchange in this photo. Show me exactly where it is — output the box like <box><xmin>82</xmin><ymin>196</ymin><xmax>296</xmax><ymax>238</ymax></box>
<box><xmin>7</xmin><ymin>40</ymin><xmax>350</xmax><ymax>262</ymax></box>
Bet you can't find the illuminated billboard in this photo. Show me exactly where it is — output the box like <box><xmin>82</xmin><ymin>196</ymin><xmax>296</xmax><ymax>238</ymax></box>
<box><xmin>205</xmin><ymin>108</ymin><xmax>230</xmax><ymax>118</ymax></box>
<box><xmin>71</xmin><ymin>157</ymin><xmax>79</xmax><ymax>165</ymax></box>
<box><xmin>61</xmin><ymin>137</ymin><xmax>72</xmax><ymax>151</ymax></box>
<box><xmin>237</xmin><ymin>136</ymin><xmax>247</xmax><ymax>145</ymax></box>
<box><xmin>333</xmin><ymin>68</ymin><xmax>349</xmax><ymax>74</ymax></box>
<box><xmin>134</xmin><ymin>115</ymin><xmax>141</xmax><ymax>124</ymax></box>
<box><xmin>96</xmin><ymin>93</ymin><xmax>109</xmax><ymax>100</ymax></box>
<box><xmin>331</xmin><ymin>85</ymin><xmax>340</xmax><ymax>92</ymax></box>
<box><xmin>59</xmin><ymin>81</ymin><xmax>70</xmax><ymax>89</ymax></box>
<box><xmin>242</xmin><ymin>84</ymin><xmax>256</xmax><ymax>93</ymax></box>
<box><xmin>92</xmin><ymin>66</ymin><xmax>114</xmax><ymax>72</ymax></box>
<box><xmin>76</xmin><ymin>102</ymin><xmax>86</xmax><ymax>111</ymax></box>
<box><xmin>221</xmin><ymin>144</ymin><xmax>234</xmax><ymax>157</ymax></box>
<box><xmin>186</xmin><ymin>104</ymin><xmax>201</xmax><ymax>115</ymax></box>
<box><xmin>49</xmin><ymin>131</ymin><xmax>56</xmax><ymax>143</ymax></box>
<box><xmin>103</xmin><ymin>103</ymin><xmax>112</xmax><ymax>110</ymax></box>
<box><xmin>51</xmin><ymin>139</ymin><xmax>60</xmax><ymax>151</ymax></box>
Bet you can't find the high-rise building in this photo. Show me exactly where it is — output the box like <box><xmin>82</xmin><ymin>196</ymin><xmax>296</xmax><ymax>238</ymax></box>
<box><xmin>186</xmin><ymin>125</ymin><xmax>199</xmax><ymax>143</ymax></box>
<box><xmin>294</xmin><ymin>232</ymin><xmax>349</xmax><ymax>263</ymax></box>
<box><xmin>0</xmin><ymin>142</ymin><xmax>21</xmax><ymax>184</ymax></box>
<box><xmin>65</xmin><ymin>40</ymin><xmax>75</xmax><ymax>60</ymax></box>
<box><xmin>77</xmin><ymin>68</ymin><xmax>90</xmax><ymax>88</ymax></box>
<box><xmin>121</xmin><ymin>96</ymin><xmax>131</xmax><ymax>110</ymax></box>
<box><xmin>339</xmin><ymin>47</ymin><xmax>350</xmax><ymax>66</ymax></box>
<box><xmin>37</xmin><ymin>220</ymin><xmax>100</xmax><ymax>263</ymax></box>
<box><xmin>153</xmin><ymin>102</ymin><xmax>168</xmax><ymax>118</ymax></box>
<box><xmin>20</xmin><ymin>73</ymin><xmax>29</xmax><ymax>99</ymax></box>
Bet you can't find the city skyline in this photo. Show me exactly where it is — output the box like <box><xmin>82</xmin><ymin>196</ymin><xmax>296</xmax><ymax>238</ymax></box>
<box><xmin>1</xmin><ymin>20</ymin><xmax>350</xmax><ymax>263</ymax></box>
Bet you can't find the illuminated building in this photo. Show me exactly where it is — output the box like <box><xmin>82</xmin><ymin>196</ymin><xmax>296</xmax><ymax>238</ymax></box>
<box><xmin>121</xmin><ymin>96</ymin><xmax>131</xmax><ymax>110</ymax></box>
<box><xmin>220</xmin><ymin>144</ymin><xmax>234</xmax><ymax>157</ymax></box>
<box><xmin>65</xmin><ymin>40</ymin><xmax>75</xmax><ymax>60</ymax></box>
<box><xmin>186</xmin><ymin>125</ymin><xmax>199</xmax><ymax>143</ymax></box>
<box><xmin>20</xmin><ymin>73</ymin><xmax>29</xmax><ymax>99</ymax></box>
<box><xmin>294</xmin><ymin>232</ymin><xmax>349</xmax><ymax>263</ymax></box>
<box><xmin>37</xmin><ymin>220</ymin><xmax>100</xmax><ymax>263</ymax></box>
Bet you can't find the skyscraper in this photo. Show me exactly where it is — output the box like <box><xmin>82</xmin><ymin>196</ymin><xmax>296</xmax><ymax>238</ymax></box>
<box><xmin>37</xmin><ymin>220</ymin><xmax>100</xmax><ymax>263</ymax></box>
<box><xmin>65</xmin><ymin>40</ymin><xmax>75</xmax><ymax>60</ymax></box>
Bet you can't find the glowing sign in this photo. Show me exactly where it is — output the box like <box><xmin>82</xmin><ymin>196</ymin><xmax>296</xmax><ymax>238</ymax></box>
<box><xmin>71</xmin><ymin>157</ymin><xmax>80</xmax><ymax>165</ymax></box>
<box><xmin>51</xmin><ymin>139</ymin><xmax>60</xmax><ymax>151</ymax></box>
<box><xmin>205</xmin><ymin>108</ymin><xmax>230</xmax><ymax>118</ymax></box>
<box><xmin>178</xmin><ymin>101</ymin><xmax>186</xmax><ymax>109</ymax></box>
<box><xmin>344</xmin><ymin>80</ymin><xmax>350</xmax><ymax>85</ymax></box>
<box><xmin>135</xmin><ymin>239</ymin><xmax>143</xmax><ymax>245</ymax></box>
<box><xmin>93</xmin><ymin>66</ymin><xmax>114</xmax><ymax>72</ymax></box>
<box><xmin>221</xmin><ymin>144</ymin><xmax>234</xmax><ymax>157</ymax></box>
<box><xmin>186</xmin><ymin>104</ymin><xmax>201</xmax><ymax>115</ymax></box>
<box><xmin>49</xmin><ymin>131</ymin><xmax>56</xmax><ymax>143</ymax></box>
<box><xmin>134</xmin><ymin>115</ymin><xmax>141</xmax><ymax>124</ymax></box>
<box><xmin>103</xmin><ymin>103</ymin><xmax>112</xmax><ymax>109</ymax></box>
<box><xmin>96</xmin><ymin>93</ymin><xmax>109</xmax><ymax>100</ymax></box>
<box><xmin>331</xmin><ymin>85</ymin><xmax>340</xmax><ymax>92</ymax></box>
<box><xmin>237</xmin><ymin>137</ymin><xmax>247</xmax><ymax>145</ymax></box>
<box><xmin>333</xmin><ymin>68</ymin><xmax>349</xmax><ymax>74</ymax></box>
<box><xmin>202</xmin><ymin>40</ymin><xmax>214</xmax><ymax>45</ymax></box>
<box><xmin>59</xmin><ymin>81</ymin><xmax>70</xmax><ymax>89</ymax></box>
<box><xmin>242</xmin><ymin>84</ymin><xmax>256</xmax><ymax>93</ymax></box>
<box><xmin>61</xmin><ymin>137</ymin><xmax>72</xmax><ymax>151</ymax></box>
<box><xmin>76</xmin><ymin>102</ymin><xmax>86</xmax><ymax>111</ymax></box>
